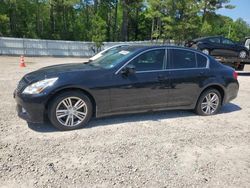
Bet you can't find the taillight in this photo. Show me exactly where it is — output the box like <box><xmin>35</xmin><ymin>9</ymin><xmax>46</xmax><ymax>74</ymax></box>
<box><xmin>233</xmin><ymin>71</ymin><xmax>238</xmax><ymax>80</ymax></box>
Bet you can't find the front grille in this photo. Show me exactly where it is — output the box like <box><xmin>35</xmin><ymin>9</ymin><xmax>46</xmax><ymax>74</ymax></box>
<box><xmin>16</xmin><ymin>78</ymin><xmax>28</xmax><ymax>93</ymax></box>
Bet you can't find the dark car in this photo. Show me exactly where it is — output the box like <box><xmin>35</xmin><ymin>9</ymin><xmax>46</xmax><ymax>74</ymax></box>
<box><xmin>185</xmin><ymin>36</ymin><xmax>249</xmax><ymax>59</ymax></box>
<box><xmin>14</xmin><ymin>46</ymin><xmax>239</xmax><ymax>131</ymax></box>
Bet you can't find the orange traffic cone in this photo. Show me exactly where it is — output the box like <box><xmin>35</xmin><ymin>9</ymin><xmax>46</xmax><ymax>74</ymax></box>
<box><xmin>19</xmin><ymin>55</ymin><xmax>26</xmax><ymax>67</ymax></box>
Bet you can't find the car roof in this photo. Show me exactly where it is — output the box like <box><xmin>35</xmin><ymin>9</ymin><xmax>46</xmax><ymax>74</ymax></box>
<box><xmin>193</xmin><ymin>36</ymin><xmax>222</xmax><ymax>42</ymax></box>
<box><xmin>118</xmin><ymin>45</ymin><xmax>207</xmax><ymax>56</ymax></box>
<box><xmin>119</xmin><ymin>45</ymin><xmax>197</xmax><ymax>51</ymax></box>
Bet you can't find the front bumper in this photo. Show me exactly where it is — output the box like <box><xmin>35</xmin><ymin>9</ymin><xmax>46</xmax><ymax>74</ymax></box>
<box><xmin>14</xmin><ymin>91</ymin><xmax>47</xmax><ymax>123</ymax></box>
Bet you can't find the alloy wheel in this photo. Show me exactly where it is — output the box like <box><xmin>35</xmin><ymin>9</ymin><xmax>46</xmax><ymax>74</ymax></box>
<box><xmin>239</xmin><ymin>51</ymin><xmax>247</xmax><ymax>59</ymax></box>
<box><xmin>201</xmin><ymin>92</ymin><xmax>219</xmax><ymax>115</ymax></box>
<box><xmin>56</xmin><ymin>97</ymin><xmax>87</xmax><ymax>127</ymax></box>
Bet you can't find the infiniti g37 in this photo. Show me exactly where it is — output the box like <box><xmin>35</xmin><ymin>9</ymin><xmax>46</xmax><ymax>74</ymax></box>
<box><xmin>14</xmin><ymin>46</ymin><xmax>239</xmax><ymax>131</ymax></box>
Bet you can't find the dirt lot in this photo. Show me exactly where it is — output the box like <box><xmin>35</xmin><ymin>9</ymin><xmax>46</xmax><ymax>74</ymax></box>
<box><xmin>0</xmin><ymin>56</ymin><xmax>250</xmax><ymax>188</ymax></box>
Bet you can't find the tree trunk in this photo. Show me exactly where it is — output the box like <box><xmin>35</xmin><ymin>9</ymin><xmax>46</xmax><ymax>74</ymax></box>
<box><xmin>36</xmin><ymin>0</ymin><xmax>40</xmax><ymax>36</ymax></box>
<box><xmin>151</xmin><ymin>18</ymin><xmax>154</xmax><ymax>42</ymax></box>
<box><xmin>134</xmin><ymin>7</ymin><xmax>139</xmax><ymax>40</ymax></box>
<box><xmin>49</xmin><ymin>0</ymin><xmax>55</xmax><ymax>36</ymax></box>
<box><xmin>8</xmin><ymin>1</ymin><xmax>17</xmax><ymax>36</ymax></box>
<box><xmin>63</xmin><ymin>3</ymin><xmax>67</xmax><ymax>36</ymax></box>
<box><xmin>121</xmin><ymin>0</ymin><xmax>129</xmax><ymax>41</ymax></box>
<box><xmin>202</xmin><ymin>0</ymin><xmax>208</xmax><ymax>23</ymax></box>
<box><xmin>94</xmin><ymin>0</ymin><xmax>98</xmax><ymax>13</ymax></box>
<box><xmin>113</xmin><ymin>0</ymin><xmax>118</xmax><ymax>41</ymax></box>
<box><xmin>106</xmin><ymin>12</ymin><xmax>111</xmax><ymax>41</ymax></box>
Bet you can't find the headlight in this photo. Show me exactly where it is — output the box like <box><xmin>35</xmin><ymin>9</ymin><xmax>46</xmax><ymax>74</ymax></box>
<box><xmin>22</xmin><ymin>77</ymin><xmax>58</xmax><ymax>94</ymax></box>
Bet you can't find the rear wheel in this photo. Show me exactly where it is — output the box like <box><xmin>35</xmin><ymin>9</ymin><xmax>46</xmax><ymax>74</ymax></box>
<box><xmin>195</xmin><ymin>89</ymin><xmax>221</xmax><ymax>116</ymax></box>
<box><xmin>239</xmin><ymin>50</ymin><xmax>247</xmax><ymax>59</ymax></box>
<box><xmin>48</xmin><ymin>91</ymin><xmax>93</xmax><ymax>131</ymax></box>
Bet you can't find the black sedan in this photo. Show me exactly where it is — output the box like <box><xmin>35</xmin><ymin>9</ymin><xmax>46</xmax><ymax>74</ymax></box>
<box><xmin>185</xmin><ymin>36</ymin><xmax>249</xmax><ymax>59</ymax></box>
<box><xmin>14</xmin><ymin>46</ymin><xmax>239</xmax><ymax>131</ymax></box>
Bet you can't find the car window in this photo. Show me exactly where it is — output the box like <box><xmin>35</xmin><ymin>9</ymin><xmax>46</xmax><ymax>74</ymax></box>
<box><xmin>196</xmin><ymin>53</ymin><xmax>207</xmax><ymax>68</ymax></box>
<box><xmin>170</xmin><ymin>49</ymin><xmax>196</xmax><ymax>69</ymax></box>
<box><xmin>222</xmin><ymin>38</ymin><xmax>234</xmax><ymax>45</ymax></box>
<box><xmin>129</xmin><ymin>49</ymin><xmax>165</xmax><ymax>71</ymax></box>
<box><xmin>90</xmin><ymin>50</ymin><xmax>133</xmax><ymax>69</ymax></box>
<box><xmin>245</xmin><ymin>39</ymin><xmax>250</xmax><ymax>49</ymax></box>
<box><xmin>208</xmin><ymin>37</ymin><xmax>220</xmax><ymax>43</ymax></box>
<box><xmin>102</xmin><ymin>45</ymin><xmax>128</xmax><ymax>55</ymax></box>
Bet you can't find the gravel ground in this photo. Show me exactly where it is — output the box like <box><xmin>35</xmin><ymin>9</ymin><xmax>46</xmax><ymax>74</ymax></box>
<box><xmin>0</xmin><ymin>56</ymin><xmax>250</xmax><ymax>188</ymax></box>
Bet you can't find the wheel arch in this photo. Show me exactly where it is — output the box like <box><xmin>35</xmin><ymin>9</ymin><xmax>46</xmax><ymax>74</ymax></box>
<box><xmin>45</xmin><ymin>87</ymin><xmax>97</xmax><ymax>117</ymax></box>
<box><xmin>239</xmin><ymin>48</ymin><xmax>249</xmax><ymax>56</ymax></box>
<box><xmin>197</xmin><ymin>84</ymin><xmax>226</xmax><ymax>106</ymax></box>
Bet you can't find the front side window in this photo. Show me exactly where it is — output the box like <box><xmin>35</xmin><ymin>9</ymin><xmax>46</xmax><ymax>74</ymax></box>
<box><xmin>222</xmin><ymin>38</ymin><xmax>234</xmax><ymax>45</ymax></box>
<box><xmin>129</xmin><ymin>49</ymin><xmax>165</xmax><ymax>71</ymax></box>
<box><xmin>208</xmin><ymin>37</ymin><xmax>220</xmax><ymax>44</ymax></box>
<box><xmin>170</xmin><ymin>49</ymin><xmax>196</xmax><ymax>69</ymax></box>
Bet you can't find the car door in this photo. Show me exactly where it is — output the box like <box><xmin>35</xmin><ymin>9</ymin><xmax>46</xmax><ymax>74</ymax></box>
<box><xmin>168</xmin><ymin>48</ymin><xmax>209</xmax><ymax>107</ymax></box>
<box><xmin>109</xmin><ymin>48</ymin><xmax>170</xmax><ymax>114</ymax></box>
<box><xmin>220</xmin><ymin>37</ymin><xmax>238</xmax><ymax>57</ymax></box>
<box><xmin>206</xmin><ymin>37</ymin><xmax>221</xmax><ymax>56</ymax></box>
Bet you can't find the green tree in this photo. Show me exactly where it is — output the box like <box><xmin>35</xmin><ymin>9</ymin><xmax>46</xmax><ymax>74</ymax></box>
<box><xmin>230</xmin><ymin>18</ymin><xmax>250</xmax><ymax>41</ymax></box>
<box><xmin>197</xmin><ymin>0</ymin><xmax>235</xmax><ymax>23</ymax></box>
<box><xmin>146</xmin><ymin>0</ymin><xmax>167</xmax><ymax>41</ymax></box>
<box><xmin>91</xmin><ymin>15</ymin><xmax>107</xmax><ymax>48</ymax></box>
<box><xmin>162</xmin><ymin>0</ymin><xmax>200</xmax><ymax>42</ymax></box>
<box><xmin>0</xmin><ymin>0</ymin><xmax>249</xmax><ymax>43</ymax></box>
<box><xmin>200</xmin><ymin>20</ymin><xmax>213</xmax><ymax>36</ymax></box>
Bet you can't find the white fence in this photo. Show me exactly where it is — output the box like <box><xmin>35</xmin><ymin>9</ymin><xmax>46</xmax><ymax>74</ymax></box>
<box><xmin>0</xmin><ymin>37</ymin><xmax>171</xmax><ymax>57</ymax></box>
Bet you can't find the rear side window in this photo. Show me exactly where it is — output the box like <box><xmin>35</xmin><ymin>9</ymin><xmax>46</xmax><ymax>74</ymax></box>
<box><xmin>196</xmin><ymin>54</ymin><xmax>207</xmax><ymax>68</ymax></box>
<box><xmin>170</xmin><ymin>49</ymin><xmax>196</xmax><ymax>69</ymax></box>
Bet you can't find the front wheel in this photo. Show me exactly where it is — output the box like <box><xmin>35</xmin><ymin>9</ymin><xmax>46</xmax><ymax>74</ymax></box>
<box><xmin>195</xmin><ymin>89</ymin><xmax>221</xmax><ymax>116</ymax></box>
<box><xmin>239</xmin><ymin>50</ymin><xmax>247</xmax><ymax>59</ymax></box>
<box><xmin>48</xmin><ymin>91</ymin><xmax>93</xmax><ymax>131</ymax></box>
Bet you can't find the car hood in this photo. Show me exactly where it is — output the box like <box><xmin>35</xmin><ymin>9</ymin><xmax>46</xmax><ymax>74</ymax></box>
<box><xmin>24</xmin><ymin>63</ymin><xmax>98</xmax><ymax>82</ymax></box>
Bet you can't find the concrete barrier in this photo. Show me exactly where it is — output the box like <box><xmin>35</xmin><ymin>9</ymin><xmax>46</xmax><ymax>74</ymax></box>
<box><xmin>0</xmin><ymin>37</ymin><xmax>175</xmax><ymax>57</ymax></box>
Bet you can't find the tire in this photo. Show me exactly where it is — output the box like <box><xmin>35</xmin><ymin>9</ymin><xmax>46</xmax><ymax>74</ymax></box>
<box><xmin>239</xmin><ymin>50</ymin><xmax>247</xmax><ymax>59</ymax></box>
<box><xmin>48</xmin><ymin>91</ymin><xmax>93</xmax><ymax>131</ymax></box>
<box><xmin>195</xmin><ymin>89</ymin><xmax>222</xmax><ymax>116</ymax></box>
<box><xmin>201</xmin><ymin>48</ymin><xmax>210</xmax><ymax>55</ymax></box>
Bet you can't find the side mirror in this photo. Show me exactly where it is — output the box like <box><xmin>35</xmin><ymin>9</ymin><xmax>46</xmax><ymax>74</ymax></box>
<box><xmin>121</xmin><ymin>64</ymin><xmax>136</xmax><ymax>76</ymax></box>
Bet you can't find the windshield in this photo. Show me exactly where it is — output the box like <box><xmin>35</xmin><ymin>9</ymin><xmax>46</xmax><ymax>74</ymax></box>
<box><xmin>102</xmin><ymin>45</ymin><xmax>128</xmax><ymax>56</ymax></box>
<box><xmin>89</xmin><ymin>49</ymin><xmax>133</xmax><ymax>69</ymax></box>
